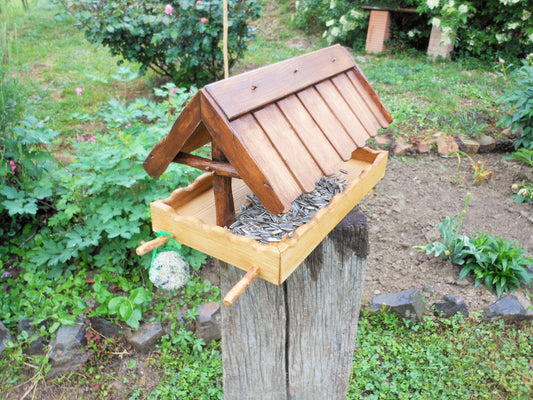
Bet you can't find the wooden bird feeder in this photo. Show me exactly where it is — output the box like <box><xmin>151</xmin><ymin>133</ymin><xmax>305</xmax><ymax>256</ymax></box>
<box><xmin>140</xmin><ymin>45</ymin><xmax>392</xmax><ymax>304</ymax></box>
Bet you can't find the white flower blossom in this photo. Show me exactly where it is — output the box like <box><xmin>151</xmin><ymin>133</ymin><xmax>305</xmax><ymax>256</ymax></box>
<box><xmin>326</xmin><ymin>19</ymin><xmax>335</xmax><ymax>27</ymax></box>
<box><xmin>507</xmin><ymin>22</ymin><xmax>519</xmax><ymax>30</ymax></box>
<box><xmin>427</xmin><ymin>0</ymin><xmax>439</xmax><ymax>9</ymax></box>
<box><xmin>441</xmin><ymin>32</ymin><xmax>453</xmax><ymax>46</ymax></box>
<box><xmin>408</xmin><ymin>30</ymin><xmax>415</xmax><ymax>38</ymax></box>
<box><xmin>529</xmin><ymin>33</ymin><xmax>533</xmax><ymax>43</ymax></box>
<box><xmin>340</xmin><ymin>15</ymin><xmax>347</xmax><ymax>26</ymax></box>
<box><xmin>458</xmin><ymin>4</ymin><xmax>468</xmax><ymax>13</ymax></box>
<box><xmin>331</xmin><ymin>27</ymin><xmax>340</xmax><ymax>37</ymax></box>
<box><xmin>330</xmin><ymin>0</ymin><xmax>336</xmax><ymax>9</ymax></box>
<box><xmin>350</xmin><ymin>10</ymin><xmax>363</xmax><ymax>19</ymax></box>
<box><xmin>446</xmin><ymin>0</ymin><xmax>455</xmax><ymax>8</ymax></box>
<box><xmin>432</xmin><ymin>17</ymin><xmax>441</xmax><ymax>28</ymax></box>
<box><xmin>442</xmin><ymin>26</ymin><xmax>452</xmax><ymax>34</ymax></box>
<box><xmin>522</xmin><ymin>10</ymin><xmax>531</xmax><ymax>21</ymax></box>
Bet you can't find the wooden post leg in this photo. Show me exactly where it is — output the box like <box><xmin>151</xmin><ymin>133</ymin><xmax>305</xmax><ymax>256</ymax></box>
<box><xmin>365</xmin><ymin>10</ymin><xmax>391</xmax><ymax>53</ymax></box>
<box><xmin>219</xmin><ymin>209</ymin><xmax>368</xmax><ymax>400</ymax></box>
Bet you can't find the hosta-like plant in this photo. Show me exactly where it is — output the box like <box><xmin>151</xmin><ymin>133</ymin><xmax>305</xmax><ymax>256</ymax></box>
<box><xmin>417</xmin><ymin>194</ymin><xmax>533</xmax><ymax>297</ymax></box>
<box><xmin>459</xmin><ymin>232</ymin><xmax>532</xmax><ymax>297</ymax></box>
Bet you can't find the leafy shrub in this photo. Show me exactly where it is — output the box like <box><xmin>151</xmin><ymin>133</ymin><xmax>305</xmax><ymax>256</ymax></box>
<box><xmin>498</xmin><ymin>58</ymin><xmax>533</xmax><ymax>149</ymax></box>
<box><xmin>59</xmin><ymin>0</ymin><xmax>262</xmax><ymax>87</ymax></box>
<box><xmin>416</xmin><ymin>194</ymin><xmax>533</xmax><ymax>296</ymax></box>
<box><xmin>0</xmin><ymin>83</ymin><xmax>212</xmax><ymax>329</ymax></box>
<box><xmin>294</xmin><ymin>0</ymin><xmax>533</xmax><ymax>63</ymax></box>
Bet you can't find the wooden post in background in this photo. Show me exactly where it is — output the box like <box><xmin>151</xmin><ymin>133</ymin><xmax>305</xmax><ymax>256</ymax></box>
<box><xmin>219</xmin><ymin>209</ymin><xmax>368</xmax><ymax>400</ymax></box>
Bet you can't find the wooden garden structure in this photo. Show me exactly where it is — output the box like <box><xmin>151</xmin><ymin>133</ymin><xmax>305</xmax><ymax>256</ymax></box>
<box><xmin>140</xmin><ymin>45</ymin><xmax>392</xmax><ymax>398</ymax></box>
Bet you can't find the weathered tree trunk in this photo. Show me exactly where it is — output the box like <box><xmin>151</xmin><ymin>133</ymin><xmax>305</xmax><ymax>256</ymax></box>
<box><xmin>220</xmin><ymin>209</ymin><xmax>368</xmax><ymax>400</ymax></box>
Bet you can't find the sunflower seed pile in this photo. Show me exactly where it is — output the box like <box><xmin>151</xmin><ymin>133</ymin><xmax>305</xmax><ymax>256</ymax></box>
<box><xmin>227</xmin><ymin>173</ymin><xmax>348</xmax><ymax>244</ymax></box>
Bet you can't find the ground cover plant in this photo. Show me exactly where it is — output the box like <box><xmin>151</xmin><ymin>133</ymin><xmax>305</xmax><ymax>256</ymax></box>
<box><xmin>1</xmin><ymin>0</ymin><xmax>532</xmax><ymax>398</ymax></box>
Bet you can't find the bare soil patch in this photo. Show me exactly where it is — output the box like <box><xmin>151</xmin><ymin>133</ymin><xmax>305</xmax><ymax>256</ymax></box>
<box><xmin>357</xmin><ymin>152</ymin><xmax>533</xmax><ymax>312</ymax></box>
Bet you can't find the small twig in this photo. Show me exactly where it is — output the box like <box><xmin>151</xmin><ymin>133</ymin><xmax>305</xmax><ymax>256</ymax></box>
<box><xmin>19</xmin><ymin>229</ymin><xmax>38</xmax><ymax>247</ymax></box>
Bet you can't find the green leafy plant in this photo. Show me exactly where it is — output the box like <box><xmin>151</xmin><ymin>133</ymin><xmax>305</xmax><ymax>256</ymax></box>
<box><xmin>458</xmin><ymin>232</ymin><xmax>532</xmax><ymax>297</ymax></box>
<box><xmin>415</xmin><ymin>193</ymin><xmax>473</xmax><ymax>265</ymax></box>
<box><xmin>498</xmin><ymin>57</ymin><xmax>533</xmax><ymax>149</ymax></box>
<box><xmin>417</xmin><ymin>194</ymin><xmax>533</xmax><ymax>296</ymax></box>
<box><xmin>59</xmin><ymin>0</ymin><xmax>262</xmax><ymax>87</ymax></box>
<box><xmin>504</xmin><ymin>148</ymin><xmax>533</xmax><ymax>203</ymax></box>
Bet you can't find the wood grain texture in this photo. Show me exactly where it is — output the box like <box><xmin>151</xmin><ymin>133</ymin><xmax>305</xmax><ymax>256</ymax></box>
<box><xmin>212</xmin><ymin>142</ymin><xmax>235</xmax><ymax>227</ymax></box>
<box><xmin>253</xmin><ymin>104</ymin><xmax>322</xmax><ymax>193</ymax></box>
<box><xmin>220</xmin><ymin>264</ymin><xmax>288</xmax><ymax>400</ymax></box>
<box><xmin>143</xmin><ymin>92</ymin><xmax>202</xmax><ymax>178</ymax></box>
<box><xmin>296</xmin><ymin>87</ymin><xmax>355</xmax><ymax>161</ymax></box>
<box><xmin>205</xmin><ymin>45</ymin><xmax>355</xmax><ymax>120</ymax></box>
<box><xmin>277</xmin><ymin>95</ymin><xmax>341</xmax><ymax>176</ymax></box>
<box><xmin>220</xmin><ymin>209</ymin><xmax>368</xmax><ymax>400</ymax></box>
<box><xmin>200</xmin><ymin>90</ymin><xmax>290</xmax><ymax>214</ymax></box>
<box><xmin>315</xmin><ymin>80</ymin><xmax>369</xmax><ymax>148</ymax></box>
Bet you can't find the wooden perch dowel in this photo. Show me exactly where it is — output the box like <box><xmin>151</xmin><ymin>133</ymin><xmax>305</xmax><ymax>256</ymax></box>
<box><xmin>223</xmin><ymin>266</ymin><xmax>260</xmax><ymax>306</ymax></box>
<box><xmin>173</xmin><ymin>152</ymin><xmax>240</xmax><ymax>178</ymax></box>
<box><xmin>135</xmin><ymin>236</ymin><xmax>169</xmax><ymax>256</ymax></box>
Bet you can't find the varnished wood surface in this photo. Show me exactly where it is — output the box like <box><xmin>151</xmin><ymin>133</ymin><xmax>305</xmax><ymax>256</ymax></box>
<box><xmin>150</xmin><ymin>148</ymin><xmax>387</xmax><ymax>285</ymax></box>
<box><xmin>143</xmin><ymin>92</ymin><xmax>202</xmax><ymax>178</ymax></box>
<box><xmin>212</xmin><ymin>142</ymin><xmax>236</xmax><ymax>227</ymax></box>
<box><xmin>205</xmin><ymin>45</ymin><xmax>355</xmax><ymax>120</ymax></box>
<box><xmin>144</xmin><ymin>46</ymin><xmax>392</xmax><ymax>215</ymax></box>
<box><xmin>173</xmin><ymin>152</ymin><xmax>239</xmax><ymax>178</ymax></box>
<box><xmin>220</xmin><ymin>208</ymin><xmax>368</xmax><ymax>399</ymax></box>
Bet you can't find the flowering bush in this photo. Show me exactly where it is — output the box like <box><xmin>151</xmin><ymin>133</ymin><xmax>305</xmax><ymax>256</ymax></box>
<box><xmin>498</xmin><ymin>56</ymin><xmax>533</xmax><ymax>149</ymax></box>
<box><xmin>58</xmin><ymin>0</ymin><xmax>262</xmax><ymax>87</ymax></box>
<box><xmin>294</xmin><ymin>0</ymin><xmax>533</xmax><ymax>62</ymax></box>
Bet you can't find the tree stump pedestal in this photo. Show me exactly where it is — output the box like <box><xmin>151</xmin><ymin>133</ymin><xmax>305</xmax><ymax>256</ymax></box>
<box><xmin>219</xmin><ymin>209</ymin><xmax>368</xmax><ymax>400</ymax></box>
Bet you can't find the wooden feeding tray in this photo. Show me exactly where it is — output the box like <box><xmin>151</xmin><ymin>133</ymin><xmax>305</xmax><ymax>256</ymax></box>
<box><xmin>140</xmin><ymin>45</ymin><xmax>392</xmax><ymax>303</ymax></box>
<box><xmin>150</xmin><ymin>147</ymin><xmax>387</xmax><ymax>285</ymax></box>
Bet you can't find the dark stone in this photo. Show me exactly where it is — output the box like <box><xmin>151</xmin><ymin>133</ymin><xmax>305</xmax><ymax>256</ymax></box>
<box><xmin>48</xmin><ymin>323</ymin><xmax>88</xmax><ymax>378</ymax></box>
<box><xmin>433</xmin><ymin>294</ymin><xmax>469</xmax><ymax>318</ymax></box>
<box><xmin>89</xmin><ymin>316</ymin><xmax>121</xmax><ymax>338</ymax></box>
<box><xmin>483</xmin><ymin>295</ymin><xmax>533</xmax><ymax>322</ymax></box>
<box><xmin>370</xmin><ymin>289</ymin><xmax>425</xmax><ymax>321</ymax></box>
<box><xmin>0</xmin><ymin>321</ymin><xmax>13</xmax><ymax>356</ymax></box>
<box><xmin>195</xmin><ymin>302</ymin><xmax>221</xmax><ymax>343</ymax></box>
<box><xmin>124</xmin><ymin>322</ymin><xmax>164</xmax><ymax>353</ymax></box>
<box><xmin>18</xmin><ymin>320</ymin><xmax>46</xmax><ymax>356</ymax></box>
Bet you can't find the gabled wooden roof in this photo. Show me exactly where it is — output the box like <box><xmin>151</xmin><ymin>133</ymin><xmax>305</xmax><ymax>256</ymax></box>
<box><xmin>144</xmin><ymin>45</ymin><xmax>392</xmax><ymax>215</ymax></box>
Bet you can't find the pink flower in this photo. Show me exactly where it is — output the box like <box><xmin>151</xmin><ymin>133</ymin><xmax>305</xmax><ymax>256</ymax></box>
<box><xmin>165</xmin><ymin>4</ymin><xmax>173</xmax><ymax>14</ymax></box>
<box><xmin>126</xmin><ymin>123</ymin><xmax>132</xmax><ymax>129</ymax></box>
<box><xmin>195</xmin><ymin>0</ymin><xmax>201</xmax><ymax>6</ymax></box>
<box><xmin>76</xmin><ymin>87</ymin><xmax>83</xmax><ymax>96</ymax></box>
<box><xmin>172</xmin><ymin>87</ymin><xmax>178</xmax><ymax>94</ymax></box>
<box><xmin>201</xmin><ymin>17</ymin><xmax>207</xmax><ymax>23</ymax></box>
<box><xmin>1</xmin><ymin>271</ymin><xmax>10</xmax><ymax>278</ymax></box>
<box><xmin>9</xmin><ymin>160</ymin><xmax>15</xmax><ymax>167</ymax></box>
<box><xmin>76</xmin><ymin>136</ymin><xmax>81</xmax><ymax>142</ymax></box>
<box><xmin>89</xmin><ymin>135</ymin><xmax>96</xmax><ymax>143</ymax></box>
<box><xmin>499</xmin><ymin>58</ymin><xmax>505</xmax><ymax>64</ymax></box>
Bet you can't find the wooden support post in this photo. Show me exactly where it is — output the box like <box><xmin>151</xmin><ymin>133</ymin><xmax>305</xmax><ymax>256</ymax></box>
<box><xmin>427</xmin><ymin>23</ymin><xmax>454</xmax><ymax>60</ymax></box>
<box><xmin>212</xmin><ymin>142</ymin><xmax>236</xmax><ymax>227</ymax></box>
<box><xmin>219</xmin><ymin>209</ymin><xmax>368</xmax><ymax>400</ymax></box>
<box><xmin>365</xmin><ymin>10</ymin><xmax>391</xmax><ymax>53</ymax></box>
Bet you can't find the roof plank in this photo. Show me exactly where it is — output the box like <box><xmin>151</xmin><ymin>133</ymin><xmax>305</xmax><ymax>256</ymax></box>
<box><xmin>204</xmin><ymin>45</ymin><xmax>355</xmax><ymax>120</ymax></box>
<box><xmin>143</xmin><ymin>92</ymin><xmax>202</xmax><ymax>178</ymax></box>
<box><xmin>331</xmin><ymin>73</ymin><xmax>382</xmax><ymax>136</ymax></box>
<box><xmin>315</xmin><ymin>80</ymin><xmax>369</xmax><ymax>148</ymax></box>
<box><xmin>229</xmin><ymin>114</ymin><xmax>302</xmax><ymax>210</ymax></box>
<box><xmin>253</xmin><ymin>104</ymin><xmax>323</xmax><ymax>193</ymax></box>
<box><xmin>346</xmin><ymin>69</ymin><xmax>392</xmax><ymax>127</ymax></box>
<box><xmin>201</xmin><ymin>91</ymin><xmax>294</xmax><ymax>214</ymax></box>
<box><xmin>296</xmin><ymin>87</ymin><xmax>355</xmax><ymax>161</ymax></box>
<box><xmin>277</xmin><ymin>95</ymin><xmax>341</xmax><ymax>176</ymax></box>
